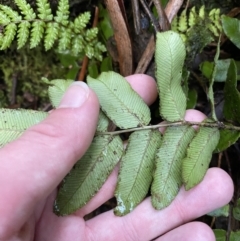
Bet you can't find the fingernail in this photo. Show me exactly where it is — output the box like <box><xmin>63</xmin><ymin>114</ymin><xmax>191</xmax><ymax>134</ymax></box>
<box><xmin>58</xmin><ymin>81</ymin><xmax>90</xmax><ymax>108</ymax></box>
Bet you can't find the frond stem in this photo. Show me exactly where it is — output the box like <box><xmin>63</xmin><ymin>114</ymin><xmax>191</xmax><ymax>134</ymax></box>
<box><xmin>98</xmin><ymin>121</ymin><xmax>240</xmax><ymax>135</ymax></box>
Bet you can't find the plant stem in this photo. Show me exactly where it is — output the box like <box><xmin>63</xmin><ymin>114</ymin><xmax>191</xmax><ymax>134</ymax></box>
<box><xmin>97</xmin><ymin>121</ymin><xmax>240</xmax><ymax>135</ymax></box>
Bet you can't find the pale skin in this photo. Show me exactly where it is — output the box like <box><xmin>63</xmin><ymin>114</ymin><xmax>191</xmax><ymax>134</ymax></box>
<box><xmin>0</xmin><ymin>74</ymin><xmax>233</xmax><ymax>241</ymax></box>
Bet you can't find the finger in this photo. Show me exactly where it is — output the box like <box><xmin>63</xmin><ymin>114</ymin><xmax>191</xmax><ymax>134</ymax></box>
<box><xmin>77</xmin><ymin>74</ymin><xmax>158</xmax><ymax>216</ymax></box>
<box><xmin>0</xmin><ymin>82</ymin><xmax>99</xmax><ymax>237</ymax></box>
<box><xmin>156</xmin><ymin>222</ymin><xmax>215</xmax><ymax>241</ymax></box>
<box><xmin>86</xmin><ymin>168</ymin><xmax>233</xmax><ymax>241</ymax></box>
<box><xmin>126</xmin><ymin>74</ymin><xmax>158</xmax><ymax>105</ymax></box>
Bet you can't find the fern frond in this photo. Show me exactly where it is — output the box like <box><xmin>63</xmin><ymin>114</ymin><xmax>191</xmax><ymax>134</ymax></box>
<box><xmin>54</xmin><ymin>0</ymin><xmax>69</xmax><ymax>26</ymax></box>
<box><xmin>172</xmin><ymin>5</ymin><xmax>222</xmax><ymax>44</ymax></box>
<box><xmin>1</xmin><ymin>23</ymin><xmax>17</xmax><ymax>49</ymax></box>
<box><xmin>36</xmin><ymin>0</ymin><xmax>53</xmax><ymax>21</ymax></box>
<box><xmin>44</xmin><ymin>22</ymin><xmax>59</xmax><ymax>50</ymax></box>
<box><xmin>72</xmin><ymin>36</ymin><xmax>83</xmax><ymax>55</ymax></box>
<box><xmin>94</xmin><ymin>42</ymin><xmax>107</xmax><ymax>61</ymax></box>
<box><xmin>0</xmin><ymin>0</ymin><xmax>106</xmax><ymax>60</ymax></box>
<box><xmin>199</xmin><ymin>5</ymin><xmax>205</xmax><ymax>19</ymax></box>
<box><xmin>17</xmin><ymin>21</ymin><xmax>30</xmax><ymax>49</ymax></box>
<box><xmin>189</xmin><ymin>6</ymin><xmax>196</xmax><ymax>27</ymax></box>
<box><xmin>171</xmin><ymin>16</ymin><xmax>178</xmax><ymax>32</ymax></box>
<box><xmin>57</xmin><ymin>26</ymin><xmax>71</xmax><ymax>51</ymax></box>
<box><xmin>0</xmin><ymin>10</ymin><xmax>11</xmax><ymax>25</ymax></box>
<box><xmin>85</xmin><ymin>45</ymin><xmax>94</xmax><ymax>58</ymax></box>
<box><xmin>14</xmin><ymin>0</ymin><xmax>36</xmax><ymax>21</ymax></box>
<box><xmin>178</xmin><ymin>9</ymin><xmax>187</xmax><ymax>32</ymax></box>
<box><xmin>30</xmin><ymin>21</ymin><xmax>45</xmax><ymax>48</ymax></box>
<box><xmin>74</xmin><ymin>12</ymin><xmax>91</xmax><ymax>33</ymax></box>
<box><xmin>0</xmin><ymin>5</ymin><xmax>22</xmax><ymax>22</ymax></box>
<box><xmin>208</xmin><ymin>23</ymin><xmax>219</xmax><ymax>37</ymax></box>
<box><xmin>85</xmin><ymin>28</ymin><xmax>98</xmax><ymax>41</ymax></box>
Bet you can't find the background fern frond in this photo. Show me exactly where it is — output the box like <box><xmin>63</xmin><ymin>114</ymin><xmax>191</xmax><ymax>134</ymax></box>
<box><xmin>36</xmin><ymin>0</ymin><xmax>53</xmax><ymax>21</ymax></box>
<box><xmin>1</xmin><ymin>23</ymin><xmax>17</xmax><ymax>50</ymax></box>
<box><xmin>85</xmin><ymin>28</ymin><xmax>98</xmax><ymax>41</ymax></box>
<box><xmin>0</xmin><ymin>10</ymin><xmax>11</xmax><ymax>25</ymax></box>
<box><xmin>14</xmin><ymin>0</ymin><xmax>36</xmax><ymax>21</ymax></box>
<box><xmin>74</xmin><ymin>12</ymin><xmax>91</xmax><ymax>33</ymax></box>
<box><xmin>17</xmin><ymin>21</ymin><xmax>30</xmax><ymax>49</ymax></box>
<box><xmin>44</xmin><ymin>22</ymin><xmax>59</xmax><ymax>50</ymax></box>
<box><xmin>30</xmin><ymin>21</ymin><xmax>45</xmax><ymax>48</ymax></box>
<box><xmin>54</xmin><ymin>0</ymin><xmax>69</xmax><ymax>26</ymax></box>
<box><xmin>72</xmin><ymin>36</ymin><xmax>83</xmax><ymax>56</ymax></box>
<box><xmin>0</xmin><ymin>0</ymin><xmax>106</xmax><ymax>60</ymax></box>
<box><xmin>0</xmin><ymin>5</ymin><xmax>22</xmax><ymax>22</ymax></box>
<box><xmin>57</xmin><ymin>26</ymin><xmax>71</xmax><ymax>51</ymax></box>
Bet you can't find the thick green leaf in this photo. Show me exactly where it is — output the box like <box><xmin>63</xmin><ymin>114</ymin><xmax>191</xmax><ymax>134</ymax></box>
<box><xmin>182</xmin><ymin>126</ymin><xmax>220</xmax><ymax>190</ymax></box>
<box><xmin>54</xmin><ymin>135</ymin><xmax>123</xmax><ymax>215</ymax></box>
<box><xmin>223</xmin><ymin>60</ymin><xmax>240</xmax><ymax>123</ymax></box>
<box><xmin>114</xmin><ymin>130</ymin><xmax>161</xmax><ymax>216</ymax></box>
<box><xmin>215</xmin><ymin>128</ymin><xmax>240</xmax><ymax>152</ymax></box>
<box><xmin>155</xmin><ymin>31</ymin><xmax>187</xmax><ymax>121</ymax></box>
<box><xmin>200</xmin><ymin>59</ymin><xmax>231</xmax><ymax>82</ymax></box>
<box><xmin>213</xmin><ymin>229</ymin><xmax>226</xmax><ymax>241</ymax></box>
<box><xmin>222</xmin><ymin>16</ymin><xmax>240</xmax><ymax>49</ymax></box>
<box><xmin>47</xmin><ymin>79</ymin><xmax>73</xmax><ymax>108</ymax></box>
<box><xmin>151</xmin><ymin>126</ymin><xmax>195</xmax><ymax>210</ymax></box>
<box><xmin>87</xmin><ymin>72</ymin><xmax>151</xmax><ymax>129</ymax></box>
<box><xmin>0</xmin><ymin>108</ymin><xmax>47</xmax><ymax>148</ymax></box>
<box><xmin>208</xmin><ymin>204</ymin><xmax>229</xmax><ymax>217</ymax></box>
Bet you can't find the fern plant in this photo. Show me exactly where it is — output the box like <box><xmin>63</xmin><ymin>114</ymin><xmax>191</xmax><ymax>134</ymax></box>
<box><xmin>1</xmin><ymin>30</ymin><xmax>239</xmax><ymax>217</ymax></box>
<box><xmin>0</xmin><ymin>0</ymin><xmax>106</xmax><ymax>60</ymax></box>
<box><xmin>171</xmin><ymin>5</ymin><xmax>222</xmax><ymax>42</ymax></box>
<box><xmin>171</xmin><ymin>5</ymin><xmax>222</xmax><ymax>63</ymax></box>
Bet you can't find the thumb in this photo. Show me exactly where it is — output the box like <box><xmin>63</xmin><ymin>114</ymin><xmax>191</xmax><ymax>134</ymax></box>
<box><xmin>0</xmin><ymin>82</ymin><xmax>99</xmax><ymax>234</ymax></box>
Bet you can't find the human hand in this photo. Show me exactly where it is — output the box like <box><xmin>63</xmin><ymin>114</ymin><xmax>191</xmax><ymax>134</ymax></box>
<box><xmin>0</xmin><ymin>74</ymin><xmax>233</xmax><ymax>241</ymax></box>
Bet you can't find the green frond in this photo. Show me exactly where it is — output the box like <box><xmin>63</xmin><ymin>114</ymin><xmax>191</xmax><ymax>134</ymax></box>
<box><xmin>208</xmin><ymin>23</ymin><xmax>219</xmax><ymax>37</ymax></box>
<box><xmin>74</xmin><ymin>12</ymin><xmax>91</xmax><ymax>33</ymax></box>
<box><xmin>54</xmin><ymin>0</ymin><xmax>69</xmax><ymax>26</ymax></box>
<box><xmin>85</xmin><ymin>45</ymin><xmax>94</xmax><ymax>58</ymax></box>
<box><xmin>171</xmin><ymin>16</ymin><xmax>178</xmax><ymax>31</ymax></box>
<box><xmin>85</xmin><ymin>28</ymin><xmax>98</xmax><ymax>42</ymax></box>
<box><xmin>17</xmin><ymin>21</ymin><xmax>30</xmax><ymax>49</ymax></box>
<box><xmin>178</xmin><ymin>9</ymin><xmax>187</xmax><ymax>33</ymax></box>
<box><xmin>199</xmin><ymin>5</ymin><xmax>205</xmax><ymax>19</ymax></box>
<box><xmin>1</xmin><ymin>23</ymin><xmax>17</xmax><ymax>50</ymax></box>
<box><xmin>189</xmin><ymin>6</ymin><xmax>197</xmax><ymax>27</ymax></box>
<box><xmin>72</xmin><ymin>36</ymin><xmax>83</xmax><ymax>55</ymax></box>
<box><xmin>0</xmin><ymin>10</ymin><xmax>11</xmax><ymax>25</ymax></box>
<box><xmin>57</xmin><ymin>26</ymin><xmax>71</xmax><ymax>51</ymax></box>
<box><xmin>14</xmin><ymin>0</ymin><xmax>36</xmax><ymax>21</ymax></box>
<box><xmin>93</xmin><ymin>42</ymin><xmax>107</xmax><ymax>60</ymax></box>
<box><xmin>44</xmin><ymin>22</ymin><xmax>59</xmax><ymax>50</ymax></box>
<box><xmin>0</xmin><ymin>5</ymin><xmax>22</xmax><ymax>21</ymax></box>
<box><xmin>36</xmin><ymin>0</ymin><xmax>53</xmax><ymax>21</ymax></box>
<box><xmin>30</xmin><ymin>21</ymin><xmax>45</xmax><ymax>48</ymax></box>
